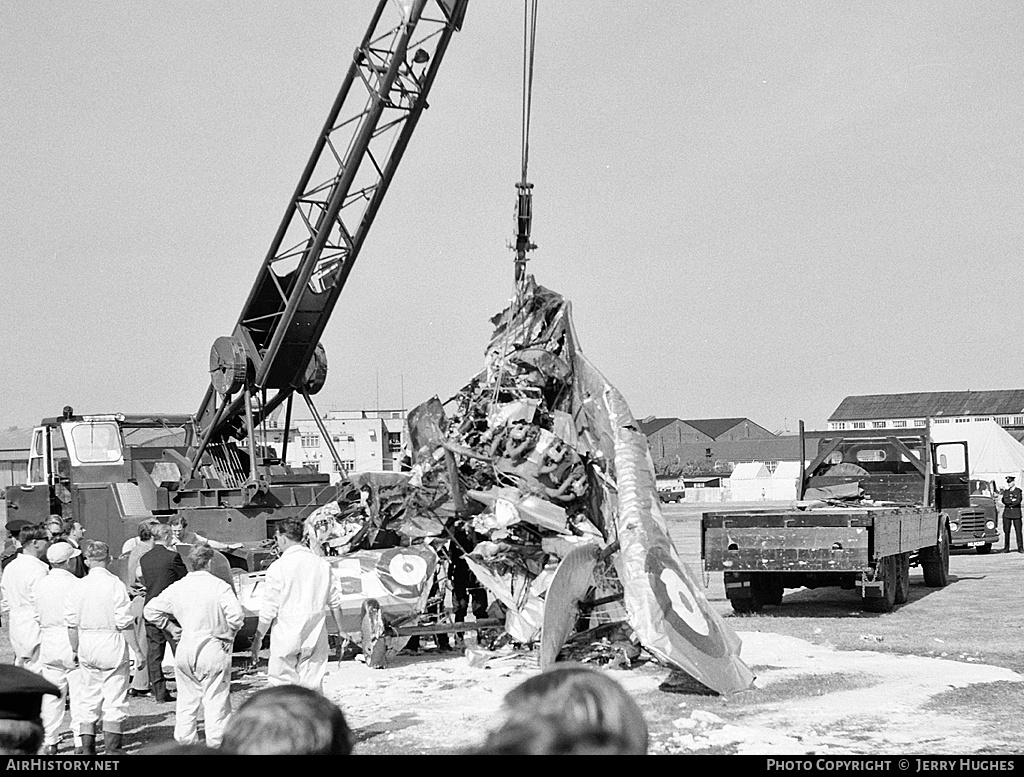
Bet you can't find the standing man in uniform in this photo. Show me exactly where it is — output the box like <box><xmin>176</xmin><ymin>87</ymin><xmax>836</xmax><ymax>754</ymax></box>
<box><xmin>1002</xmin><ymin>475</ymin><xmax>1024</xmax><ymax>553</ymax></box>
<box><xmin>248</xmin><ymin>518</ymin><xmax>343</xmax><ymax>693</ymax></box>
<box><xmin>144</xmin><ymin>544</ymin><xmax>244</xmax><ymax>748</ymax></box>
<box><xmin>140</xmin><ymin>523</ymin><xmax>187</xmax><ymax>702</ymax></box>
<box><xmin>65</xmin><ymin>541</ymin><xmax>134</xmax><ymax>755</ymax></box>
<box><xmin>35</xmin><ymin>543</ymin><xmax>83</xmax><ymax>754</ymax></box>
<box><xmin>0</xmin><ymin>525</ymin><xmax>50</xmax><ymax>673</ymax></box>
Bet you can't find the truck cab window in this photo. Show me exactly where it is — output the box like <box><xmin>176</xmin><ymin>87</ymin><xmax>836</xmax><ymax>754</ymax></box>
<box><xmin>69</xmin><ymin>422</ymin><xmax>123</xmax><ymax>463</ymax></box>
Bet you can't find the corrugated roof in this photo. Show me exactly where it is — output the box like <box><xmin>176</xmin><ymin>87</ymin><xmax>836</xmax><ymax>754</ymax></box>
<box><xmin>830</xmin><ymin>391</ymin><xmax>1024</xmax><ymax>421</ymax></box>
<box><xmin>0</xmin><ymin>427</ymin><xmax>32</xmax><ymax>452</ymax></box>
<box><xmin>637</xmin><ymin>417</ymin><xmax>679</xmax><ymax>436</ymax></box>
<box><xmin>682</xmin><ymin>418</ymin><xmax>747</xmax><ymax>440</ymax></box>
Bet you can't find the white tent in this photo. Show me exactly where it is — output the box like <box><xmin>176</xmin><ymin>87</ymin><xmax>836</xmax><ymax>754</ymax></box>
<box><xmin>728</xmin><ymin>462</ymin><xmax>772</xmax><ymax>501</ymax></box>
<box><xmin>767</xmin><ymin>461</ymin><xmax>802</xmax><ymax>500</ymax></box>
<box><xmin>929</xmin><ymin>420</ymin><xmax>1024</xmax><ymax>485</ymax></box>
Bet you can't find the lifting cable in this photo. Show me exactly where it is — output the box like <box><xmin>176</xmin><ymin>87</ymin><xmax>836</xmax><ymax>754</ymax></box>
<box><xmin>513</xmin><ymin>0</ymin><xmax>539</xmax><ymax>290</ymax></box>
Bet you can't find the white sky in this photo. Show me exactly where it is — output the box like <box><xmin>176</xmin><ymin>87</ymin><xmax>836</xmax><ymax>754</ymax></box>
<box><xmin>2</xmin><ymin>1</ymin><xmax>1023</xmax><ymax>434</ymax></box>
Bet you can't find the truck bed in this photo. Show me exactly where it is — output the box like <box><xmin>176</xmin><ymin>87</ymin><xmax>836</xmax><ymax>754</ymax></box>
<box><xmin>702</xmin><ymin>506</ymin><xmax>940</xmax><ymax>573</ymax></box>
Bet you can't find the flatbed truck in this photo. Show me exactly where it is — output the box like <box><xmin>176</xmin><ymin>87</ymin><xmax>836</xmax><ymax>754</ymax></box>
<box><xmin>702</xmin><ymin>426</ymin><xmax>968</xmax><ymax>614</ymax></box>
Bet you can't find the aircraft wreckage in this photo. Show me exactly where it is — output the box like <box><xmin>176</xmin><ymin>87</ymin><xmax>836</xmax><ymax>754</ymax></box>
<box><xmin>238</xmin><ymin>278</ymin><xmax>754</xmax><ymax>695</ymax></box>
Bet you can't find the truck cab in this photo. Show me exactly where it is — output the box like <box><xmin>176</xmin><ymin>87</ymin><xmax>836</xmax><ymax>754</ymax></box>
<box><xmin>943</xmin><ymin>478</ymin><xmax>999</xmax><ymax>554</ymax></box>
<box><xmin>5</xmin><ymin>409</ymin><xmax>194</xmax><ymax>550</ymax></box>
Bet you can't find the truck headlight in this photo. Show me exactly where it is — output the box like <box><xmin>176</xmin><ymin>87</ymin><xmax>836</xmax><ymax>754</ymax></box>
<box><xmin>986</xmin><ymin>520</ymin><xmax>995</xmax><ymax>530</ymax></box>
<box><xmin>949</xmin><ymin>522</ymin><xmax>959</xmax><ymax>533</ymax></box>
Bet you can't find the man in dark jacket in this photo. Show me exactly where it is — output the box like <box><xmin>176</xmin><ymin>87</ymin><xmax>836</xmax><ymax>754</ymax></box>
<box><xmin>1001</xmin><ymin>475</ymin><xmax>1024</xmax><ymax>553</ymax></box>
<box><xmin>139</xmin><ymin>524</ymin><xmax>187</xmax><ymax>702</ymax></box>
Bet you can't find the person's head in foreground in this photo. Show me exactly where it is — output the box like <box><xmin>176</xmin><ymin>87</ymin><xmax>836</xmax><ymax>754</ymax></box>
<box><xmin>478</xmin><ymin>664</ymin><xmax>649</xmax><ymax>755</ymax></box>
<box><xmin>219</xmin><ymin>685</ymin><xmax>353</xmax><ymax>755</ymax></box>
<box><xmin>0</xmin><ymin>665</ymin><xmax>60</xmax><ymax>755</ymax></box>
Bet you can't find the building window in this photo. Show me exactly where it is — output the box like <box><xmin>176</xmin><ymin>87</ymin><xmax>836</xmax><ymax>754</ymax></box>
<box><xmin>835</xmin><ymin>422</ymin><xmax>846</xmax><ymax>430</ymax></box>
<box><xmin>914</xmin><ymin>420</ymin><xmax>926</xmax><ymax>427</ymax></box>
<box><xmin>975</xmin><ymin>417</ymin><xmax>990</xmax><ymax>422</ymax></box>
<box><xmin>1015</xmin><ymin>416</ymin><xmax>1024</xmax><ymax>425</ymax></box>
<box><xmin>995</xmin><ymin>416</ymin><xmax>1010</xmax><ymax>425</ymax></box>
<box><xmin>301</xmin><ymin>434</ymin><xmax>320</xmax><ymax>448</ymax></box>
<box><xmin>853</xmin><ymin>422</ymin><xmax>866</xmax><ymax>429</ymax></box>
<box><xmin>765</xmin><ymin>461</ymin><xmax>778</xmax><ymax>473</ymax></box>
<box><xmin>934</xmin><ymin>418</ymin><xmax>949</xmax><ymax>424</ymax></box>
<box><xmin>893</xmin><ymin>420</ymin><xmax>907</xmax><ymax>428</ymax></box>
<box><xmin>705</xmin><ymin>448</ymin><xmax>712</xmax><ymax>459</ymax></box>
<box><xmin>955</xmin><ymin>418</ymin><xmax>970</xmax><ymax>423</ymax></box>
<box><xmin>387</xmin><ymin>432</ymin><xmax>402</xmax><ymax>453</ymax></box>
<box><xmin>872</xmin><ymin>421</ymin><xmax>886</xmax><ymax>429</ymax></box>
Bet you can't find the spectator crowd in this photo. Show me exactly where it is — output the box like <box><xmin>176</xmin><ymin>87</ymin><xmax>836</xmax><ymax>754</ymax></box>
<box><xmin>0</xmin><ymin>515</ymin><xmax>650</xmax><ymax>756</ymax></box>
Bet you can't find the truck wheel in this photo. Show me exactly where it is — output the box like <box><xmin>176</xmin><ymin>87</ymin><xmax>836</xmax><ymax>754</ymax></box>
<box><xmin>730</xmin><ymin>597</ymin><xmax>761</xmax><ymax>614</ymax></box>
<box><xmin>862</xmin><ymin>556</ymin><xmax>897</xmax><ymax>613</ymax></box>
<box><xmin>751</xmin><ymin>573</ymin><xmax>784</xmax><ymax>606</ymax></box>
<box><xmin>976</xmin><ymin>543</ymin><xmax>992</xmax><ymax>555</ymax></box>
<box><xmin>893</xmin><ymin>552</ymin><xmax>910</xmax><ymax>605</ymax></box>
<box><xmin>922</xmin><ymin>527</ymin><xmax>950</xmax><ymax>587</ymax></box>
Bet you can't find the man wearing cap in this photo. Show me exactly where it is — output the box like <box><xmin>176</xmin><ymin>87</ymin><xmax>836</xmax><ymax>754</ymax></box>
<box><xmin>0</xmin><ymin>664</ymin><xmax>61</xmax><ymax>755</ymax></box>
<box><xmin>1001</xmin><ymin>475</ymin><xmax>1024</xmax><ymax>553</ymax></box>
<box><xmin>65</xmin><ymin>541</ymin><xmax>134</xmax><ymax>755</ymax></box>
<box><xmin>35</xmin><ymin>543</ymin><xmax>83</xmax><ymax>754</ymax></box>
<box><xmin>1</xmin><ymin>519</ymin><xmax>31</xmax><ymax>573</ymax></box>
<box><xmin>0</xmin><ymin>525</ymin><xmax>50</xmax><ymax>674</ymax></box>
<box><xmin>144</xmin><ymin>543</ymin><xmax>244</xmax><ymax>748</ymax></box>
<box><xmin>248</xmin><ymin>517</ymin><xmax>343</xmax><ymax>693</ymax></box>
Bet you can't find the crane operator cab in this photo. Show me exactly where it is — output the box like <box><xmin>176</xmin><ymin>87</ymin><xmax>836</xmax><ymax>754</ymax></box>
<box><xmin>6</xmin><ymin>408</ymin><xmax>194</xmax><ymax>550</ymax></box>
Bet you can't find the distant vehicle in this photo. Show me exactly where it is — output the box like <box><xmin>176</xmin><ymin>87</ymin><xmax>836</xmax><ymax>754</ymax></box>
<box><xmin>658</xmin><ymin>488</ymin><xmax>685</xmax><ymax>504</ymax></box>
<box><xmin>944</xmin><ymin>478</ymin><xmax>999</xmax><ymax>554</ymax></box>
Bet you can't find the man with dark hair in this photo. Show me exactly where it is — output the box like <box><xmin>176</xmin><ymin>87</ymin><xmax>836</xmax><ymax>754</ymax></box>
<box><xmin>0</xmin><ymin>525</ymin><xmax>51</xmax><ymax>674</ymax></box>
<box><xmin>140</xmin><ymin>523</ymin><xmax>187</xmax><ymax>703</ymax></box>
<box><xmin>219</xmin><ymin>685</ymin><xmax>353</xmax><ymax>755</ymax></box>
<box><xmin>0</xmin><ymin>664</ymin><xmax>61</xmax><ymax>755</ymax></box>
<box><xmin>249</xmin><ymin>518</ymin><xmax>343</xmax><ymax>692</ymax></box>
<box><xmin>65</xmin><ymin>542</ymin><xmax>134</xmax><ymax>755</ymax></box>
<box><xmin>144</xmin><ymin>544</ymin><xmax>244</xmax><ymax>748</ymax></box>
<box><xmin>124</xmin><ymin>518</ymin><xmax>159</xmax><ymax>698</ymax></box>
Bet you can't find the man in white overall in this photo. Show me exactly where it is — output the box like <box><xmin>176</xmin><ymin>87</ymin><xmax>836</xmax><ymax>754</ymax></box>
<box><xmin>249</xmin><ymin>518</ymin><xmax>343</xmax><ymax>693</ymax></box>
<box><xmin>65</xmin><ymin>541</ymin><xmax>134</xmax><ymax>755</ymax></box>
<box><xmin>0</xmin><ymin>525</ymin><xmax>50</xmax><ymax>675</ymax></box>
<box><xmin>144</xmin><ymin>543</ymin><xmax>244</xmax><ymax>748</ymax></box>
<box><xmin>35</xmin><ymin>543</ymin><xmax>84</xmax><ymax>754</ymax></box>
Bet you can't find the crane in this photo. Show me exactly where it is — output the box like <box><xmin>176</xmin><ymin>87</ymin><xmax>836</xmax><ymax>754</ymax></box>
<box><xmin>188</xmin><ymin>0</ymin><xmax>468</xmax><ymax>505</ymax></box>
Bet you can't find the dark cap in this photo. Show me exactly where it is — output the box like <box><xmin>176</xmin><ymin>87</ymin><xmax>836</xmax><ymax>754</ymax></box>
<box><xmin>1007</xmin><ymin>476</ymin><xmax>1016</xmax><ymax>482</ymax></box>
<box><xmin>0</xmin><ymin>665</ymin><xmax>60</xmax><ymax>721</ymax></box>
<box><xmin>4</xmin><ymin>519</ymin><xmax>31</xmax><ymax>536</ymax></box>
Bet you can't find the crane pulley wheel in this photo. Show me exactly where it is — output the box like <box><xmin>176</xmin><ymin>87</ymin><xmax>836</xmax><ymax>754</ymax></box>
<box><xmin>301</xmin><ymin>342</ymin><xmax>328</xmax><ymax>396</ymax></box>
<box><xmin>209</xmin><ymin>336</ymin><xmax>248</xmax><ymax>396</ymax></box>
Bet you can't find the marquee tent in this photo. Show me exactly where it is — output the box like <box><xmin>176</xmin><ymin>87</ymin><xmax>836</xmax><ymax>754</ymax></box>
<box><xmin>929</xmin><ymin>420</ymin><xmax>1024</xmax><ymax>485</ymax></box>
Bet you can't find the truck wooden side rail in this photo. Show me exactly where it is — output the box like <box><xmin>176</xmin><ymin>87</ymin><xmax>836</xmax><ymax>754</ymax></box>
<box><xmin>701</xmin><ymin>426</ymin><xmax>964</xmax><ymax>614</ymax></box>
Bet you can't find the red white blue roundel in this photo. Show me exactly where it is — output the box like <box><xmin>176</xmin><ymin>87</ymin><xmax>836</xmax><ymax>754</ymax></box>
<box><xmin>645</xmin><ymin>546</ymin><xmax>727</xmax><ymax>658</ymax></box>
<box><xmin>376</xmin><ymin>548</ymin><xmax>431</xmax><ymax>597</ymax></box>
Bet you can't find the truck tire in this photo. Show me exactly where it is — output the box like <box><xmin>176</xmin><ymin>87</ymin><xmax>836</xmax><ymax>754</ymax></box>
<box><xmin>751</xmin><ymin>573</ymin><xmax>784</xmax><ymax>606</ymax></box>
<box><xmin>976</xmin><ymin>543</ymin><xmax>992</xmax><ymax>555</ymax></box>
<box><xmin>922</xmin><ymin>526</ymin><xmax>950</xmax><ymax>588</ymax></box>
<box><xmin>893</xmin><ymin>552</ymin><xmax>910</xmax><ymax>605</ymax></box>
<box><xmin>862</xmin><ymin>556</ymin><xmax>897</xmax><ymax>613</ymax></box>
<box><xmin>726</xmin><ymin>573</ymin><xmax>765</xmax><ymax>614</ymax></box>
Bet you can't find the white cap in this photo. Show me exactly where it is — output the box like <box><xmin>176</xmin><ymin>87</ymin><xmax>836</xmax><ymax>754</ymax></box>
<box><xmin>46</xmin><ymin>543</ymin><xmax>81</xmax><ymax>565</ymax></box>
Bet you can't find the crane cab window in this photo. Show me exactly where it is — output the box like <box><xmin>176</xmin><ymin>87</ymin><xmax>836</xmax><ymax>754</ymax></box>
<box><xmin>67</xmin><ymin>422</ymin><xmax>123</xmax><ymax>464</ymax></box>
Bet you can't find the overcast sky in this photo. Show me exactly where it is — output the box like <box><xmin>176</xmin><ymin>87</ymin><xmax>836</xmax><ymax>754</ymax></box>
<box><xmin>2</xmin><ymin>1</ymin><xmax>1023</xmax><ymax>435</ymax></box>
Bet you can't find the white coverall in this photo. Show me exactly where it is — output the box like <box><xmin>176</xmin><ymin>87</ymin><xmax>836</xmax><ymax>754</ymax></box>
<box><xmin>65</xmin><ymin>567</ymin><xmax>134</xmax><ymax>735</ymax></box>
<box><xmin>35</xmin><ymin>568</ymin><xmax>83</xmax><ymax>748</ymax></box>
<box><xmin>0</xmin><ymin>553</ymin><xmax>49</xmax><ymax>673</ymax></box>
<box><xmin>144</xmin><ymin>570</ymin><xmax>244</xmax><ymax>747</ymax></box>
<box><xmin>259</xmin><ymin>543</ymin><xmax>341</xmax><ymax>692</ymax></box>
